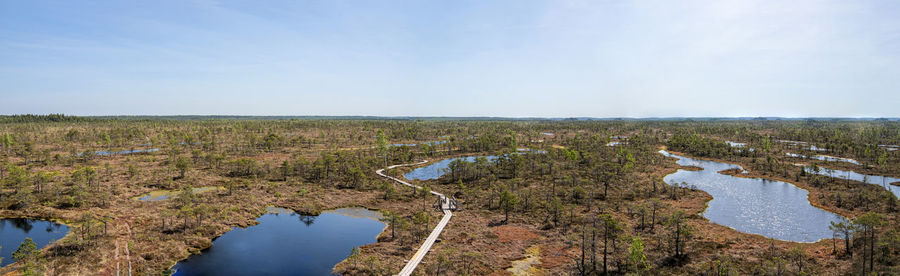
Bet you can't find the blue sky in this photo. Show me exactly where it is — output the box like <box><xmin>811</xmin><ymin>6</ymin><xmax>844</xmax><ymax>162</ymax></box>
<box><xmin>1</xmin><ymin>0</ymin><xmax>898</xmax><ymax>117</ymax></box>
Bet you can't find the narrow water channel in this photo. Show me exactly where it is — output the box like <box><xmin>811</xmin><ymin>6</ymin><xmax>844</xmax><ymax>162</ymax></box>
<box><xmin>798</xmin><ymin>165</ymin><xmax>900</xmax><ymax>198</ymax></box>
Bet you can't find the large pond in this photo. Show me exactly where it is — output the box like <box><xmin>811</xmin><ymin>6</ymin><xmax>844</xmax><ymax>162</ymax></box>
<box><xmin>798</xmin><ymin>165</ymin><xmax>900</xmax><ymax>198</ymax></box>
<box><xmin>660</xmin><ymin>150</ymin><xmax>842</xmax><ymax>242</ymax></box>
<box><xmin>1</xmin><ymin>218</ymin><xmax>69</xmax><ymax>266</ymax></box>
<box><xmin>171</xmin><ymin>207</ymin><xmax>385</xmax><ymax>276</ymax></box>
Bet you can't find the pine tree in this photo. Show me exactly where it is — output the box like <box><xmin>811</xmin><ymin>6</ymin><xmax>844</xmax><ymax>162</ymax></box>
<box><xmin>12</xmin><ymin>238</ymin><xmax>38</xmax><ymax>264</ymax></box>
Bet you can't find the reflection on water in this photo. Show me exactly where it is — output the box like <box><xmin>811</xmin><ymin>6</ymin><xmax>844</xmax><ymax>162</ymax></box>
<box><xmin>880</xmin><ymin>144</ymin><xmax>899</xmax><ymax>151</ymax></box>
<box><xmin>172</xmin><ymin>208</ymin><xmax>385</xmax><ymax>276</ymax></box>
<box><xmin>1</xmin><ymin>218</ymin><xmax>69</xmax><ymax>266</ymax></box>
<box><xmin>404</xmin><ymin>156</ymin><xmax>500</xmax><ymax>180</ymax></box>
<box><xmin>660</xmin><ymin>150</ymin><xmax>842</xmax><ymax>242</ymax></box>
<box><xmin>786</xmin><ymin>153</ymin><xmax>860</xmax><ymax>165</ymax></box>
<box><xmin>404</xmin><ymin>149</ymin><xmax>547</xmax><ymax>181</ymax></box>
<box><xmin>77</xmin><ymin>148</ymin><xmax>159</xmax><ymax>156</ymax></box>
<box><xmin>799</xmin><ymin>165</ymin><xmax>900</xmax><ymax>198</ymax></box>
<box><xmin>390</xmin><ymin>140</ymin><xmax>447</xmax><ymax>148</ymax></box>
<box><xmin>725</xmin><ymin>141</ymin><xmax>755</xmax><ymax>152</ymax></box>
<box><xmin>725</xmin><ymin>141</ymin><xmax>746</xmax><ymax>147</ymax></box>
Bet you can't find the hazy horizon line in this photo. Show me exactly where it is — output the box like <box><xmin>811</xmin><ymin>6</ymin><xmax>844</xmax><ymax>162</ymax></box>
<box><xmin>3</xmin><ymin>114</ymin><xmax>898</xmax><ymax>121</ymax></box>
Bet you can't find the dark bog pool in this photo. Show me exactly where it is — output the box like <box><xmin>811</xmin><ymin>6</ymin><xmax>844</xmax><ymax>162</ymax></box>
<box><xmin>660</xmin><ymin>150</ymin><xmax>842</xmax><ymax>242</ymax></box>
<box><xmin>171</xmin><ymin>208</ymin><xmax>385</xmax><ymax>276</ymax></box>
<box><xmin>1</xmin><ymin>218</ymin><xmax>69</xmax><ymax>266</ymax></box>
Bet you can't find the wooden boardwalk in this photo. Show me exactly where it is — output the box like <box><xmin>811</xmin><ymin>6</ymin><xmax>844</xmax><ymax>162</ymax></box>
<box><xmin>376</xmin><ymin>160</ymin><xmax>453</xmax><ymax>276</ymax></box>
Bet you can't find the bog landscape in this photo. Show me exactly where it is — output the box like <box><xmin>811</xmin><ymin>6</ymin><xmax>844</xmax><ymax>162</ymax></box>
<box><xmin>3</xmin><ymin>1</ymin><xmax>899</xmax><ymax>275</ymax></box>
<box><xmin>1</xmin><ymin>115</ymin><xmax>899</xmax><ymax>275</ymax></box>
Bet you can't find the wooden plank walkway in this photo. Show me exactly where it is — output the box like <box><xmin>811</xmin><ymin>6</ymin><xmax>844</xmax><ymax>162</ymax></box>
<box><xmin>376</xmin><ymin>160</ymin><xmax>453</xmax><ymax>276</ymax></box>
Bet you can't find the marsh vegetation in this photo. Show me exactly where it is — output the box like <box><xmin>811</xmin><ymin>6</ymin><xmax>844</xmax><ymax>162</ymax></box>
<box><xmin>0</xmin><ymin>115</ymin><xmax>898</xmax><ymax>275</ymax></box>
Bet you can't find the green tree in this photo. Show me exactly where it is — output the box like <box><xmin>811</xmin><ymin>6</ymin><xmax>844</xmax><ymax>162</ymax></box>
<box><xmin>225</xmin><ymin>179</ymin><xmax>237</xmax><ymax>195</ymax></box>
<box><xmin>175</xmin><ymin>157</ymin><xmax>191</xmax><ymax>179</ymax></box>
<box><xmin>12</xmin><ymin>238</ymin><xmax>38</xmax><ymax>265</ymax></box>
<box><xmin>347</xmin><ymin>246</ymin><xmax>361</xmax><ymax>271</ymax></box>
<box><xmin>412</xmin><ymin>211</ymin><xmax>431</xmax><ymax>241</ymax></box>
<box><xmin>667</xmin><ymin>210</ymin><xmax>693</xmax><ymax>258</ymax></box>
<box><xmin>3</xmin><ymin>163</ymin><xmax>28</xmax><ymax>194</ymax></box>
<box><xmin>829</xmin><ymin>219</ymin><xmax>854</xmax><ymax>256</ymax></box>
<box><xmin>380</xmin><ymin>181</ymin><xmax>396</xmax><ymax>200</ymax></box>
<box><xmin>505</xmin><ymin>131</ymin><xmax>518</xmax><ymax>152</ymax></box>
<box><xmin>2</xmin><ymin>133</ymin><xmax>12</xmax><ymax>154</ymax></box>
<box><xmin>380</xmin><ymin>211</ymin><xmax>397</xmax><ymax>240</ymax></box>
<box><xmin>419</xmin><ymin>185</ymin><xmax>431</xmax><ymax>211</ymax></box>
<box><xmin>180</xmin><ymin>205</ymin><xmax>195</xmax><ymax>229</ymax></box>
<box><xmin>629</xmin><ymin>236</ymin><xmax>649</xmax><ymax>272</ymax></box>
<box><xmin>79</xmin><ymin>213</ymin><xmax>94</xmax><ymax>241</ymax></box>
<box><xmin>376</xmin><ymin>130</ymin><xmax>388</xmax><ymax>167</ymax></box>
<box><xmin>179</xmin><ymin>186</ymin><xmax>196</xmax><ymax>207</ymax></box>
<box><xmin>854</xmin><ymin>212</ymin><xmax>885</xmax><ymax>274</ymax></box>
<box><xmin>499</xmin><ymin>188</ymin><xmax>519</xmax><ymax>223</ymax></box>
<box><xmin>599</xmin><ymin>215</ymin><xmax>623</xmax><ymax>275</ymax></box>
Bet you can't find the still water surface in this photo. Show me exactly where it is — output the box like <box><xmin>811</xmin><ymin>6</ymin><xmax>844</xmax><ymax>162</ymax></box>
<box><xmin>171</xmin><ymin>208</ymin><xmax>385</xmax><ymax>276</ymax></box>
<box><xmin>799</xmin><ymin>165</ymin><xmax>900</xmax><ymax>198</ymax></box>
<box><xmin>660</xmin><ymin>150</ymin><xmax>842</xmax><ymax>242</ymax></box>
<box><xmin>404</xmin><ymin>156</ymin><xmax>500</xmax><ymax>180</ymax></box>
<box><xmin>786</xmin><ymin>153</ymin><xmax>860</xmax><ymax>165</ymax></box>
<box><xmin>0</xmin><ymin>218</ymin><xmax>69</xmax><ymax>266</ymax></box>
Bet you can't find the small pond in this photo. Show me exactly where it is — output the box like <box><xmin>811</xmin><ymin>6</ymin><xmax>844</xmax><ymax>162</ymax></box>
<box><xmin>725</xmin><ymin>141</ymin><xmax>746</xmax><ymax>147</ymax></box>
<box><xmin>517</xmin><ymin>148</ymin><xmax>547</xmax><ymax>154</ymax></box>
<box><xmin>777</xmin><ymin>140</ymin><xmax>808</xmax><ymax>145</ymax></box>
<box><xmin>78</xmin><ymin>148</ymin><xmax>159</xmax><ymax>156</ymax></box>
<box><xmin>660</xmin><ymin>150</ymin><xmax>842</xmax><ymax>242</ymax></box>
<box><xmin>1</xmin><ymin>218</ymin><xmax>69</xmax><ymax>266</ymax></box>
<box><xmin>798</xmin><ymin>165</ymin><xmax>900</xmax><ymax>198</ymax></box>
<box><xmin>390</xmin><ymin>140</ymin><xmax>447</xmax><ymax>148</ymax></box>
<box><xmin>725</xmin><ymin>141</ymin><xmax>755</xmax><ymax>152</ymax></box>
<box><xmin>879</xmin><ymin>144</ymin><xmax>899</xmax><ymax>151</ymax></box>
<box><xmin>404</xmin><ymin>155</ymin><xmax>500</xmax><ymax>180</ymax></box>
<box><xmin>786</xmin><ymin>153</ymin><xmax>860</xmax><ymax>165</ymax></box>
<box><xmin>777</xmin><ymin>140</ymin><xmax>832</xmax><ymax>152</ymax></box>
<box><xmin>136</xmin><ymin>186</ymin><xmax>224</xmax><ymax>201</ymax></box>
<box><xmin>403</xmin><ymin>149</ymin><xmax>549</xmax><ymax>181</ymax></box>
<box><xmin>171</xmin><ymin>207</ymin><xmax>385</xmax><ymax>276</ymax></box>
